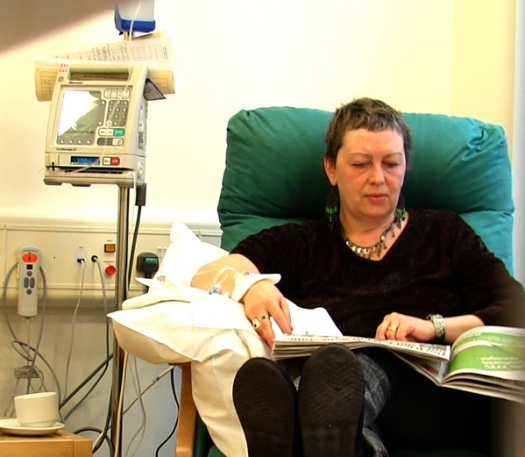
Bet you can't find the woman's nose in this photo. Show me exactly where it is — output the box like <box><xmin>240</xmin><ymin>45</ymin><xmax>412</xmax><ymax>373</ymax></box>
<box><xmin>368</xmin><ymin>163</ymin><xmax>385</xmax><ymax>184</ymax></box>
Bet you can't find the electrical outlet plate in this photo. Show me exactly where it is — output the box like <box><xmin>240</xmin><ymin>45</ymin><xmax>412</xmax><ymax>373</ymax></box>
<box><xmin>2</xmin><ymin>219</ymin><xmax>222</xmax><ymax>305</ymax></box>
<box><xmin>75</xmin><ymin>247</ymin><xmax>86</xmax><ymax>263</ymax></box>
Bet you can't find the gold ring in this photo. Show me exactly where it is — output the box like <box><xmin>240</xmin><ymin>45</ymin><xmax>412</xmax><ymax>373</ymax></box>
<box><xmin>252</xmin><ymin>315</ymin><xmax>269</xmax><ymax>329</ymax></box>
<box><xmin>387</xmin><ymin>324</ymin><xmax>398</xmax><ymax>333</ymax></box>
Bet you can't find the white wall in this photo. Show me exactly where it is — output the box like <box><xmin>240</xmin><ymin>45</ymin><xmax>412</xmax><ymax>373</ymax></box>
<box><xmin>1</xmin><ymin>1</ymin><xmax>521</xmax><ymax>456</ymax></box>
<box><xmin>0</xmin><ymin>0</ymin><xmax>455</xmax><ymax>225</ymax></box>
<box><xmin>451</xmin><ymin>0</ymin><xmax>516</xmax><ymax>153</ymax></box>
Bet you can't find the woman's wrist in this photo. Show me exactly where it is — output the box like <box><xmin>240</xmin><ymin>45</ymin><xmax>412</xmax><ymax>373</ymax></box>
<box><xmin>203</xmin><ymin>267</ymin><xmax>281</xmax><ymax>302</ymax></box>
<box><xmin>231</xmin><ymin>271</ymin><xmax>281</xmax><ymax>302</ymax></box>
<box><xmin>426</xmin><ymin>314</ymin><xmax>446</xmax><ymax>343</ymax></box>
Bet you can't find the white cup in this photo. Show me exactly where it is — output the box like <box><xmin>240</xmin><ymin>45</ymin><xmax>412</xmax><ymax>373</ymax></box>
<box><xmin>14</xmin><ymin>392</ymin><xmax>59</xmax><ymax>427</ymax></box>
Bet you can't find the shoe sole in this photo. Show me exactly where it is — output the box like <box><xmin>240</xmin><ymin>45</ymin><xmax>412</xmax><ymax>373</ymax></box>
<box><xmin>233</xmin><ymin>358</ymin><xmax>298</xmax><ymax>457</ymax></box>
<box><xmin>298</xmin><ymin>345</ymin><xmax>365</xmax><ymax>457</ymax></box>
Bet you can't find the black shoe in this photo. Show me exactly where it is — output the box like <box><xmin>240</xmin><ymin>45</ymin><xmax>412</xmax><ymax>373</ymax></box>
<box><xmin>233</xmin><ymin>358</ymin><xmax>300</xmax><ymax>457</ymax></box>
<box><xmin>298</xmin><ymin>345</ymin><xmax>365</xmax><ymax>457</ymax></box>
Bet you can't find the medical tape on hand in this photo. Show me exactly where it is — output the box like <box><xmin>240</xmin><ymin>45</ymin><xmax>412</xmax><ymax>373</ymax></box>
<box><xmin>231</xmin><ymin>271</ymin><xmax>281</xmax><ymax>303</ymax></box>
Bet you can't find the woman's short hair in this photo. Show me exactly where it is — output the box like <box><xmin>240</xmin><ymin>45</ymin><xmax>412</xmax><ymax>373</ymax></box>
<box><xmin>325</xmin><ymin>97</ymin><xmax>412</xmax><ymax>166</ymax></box>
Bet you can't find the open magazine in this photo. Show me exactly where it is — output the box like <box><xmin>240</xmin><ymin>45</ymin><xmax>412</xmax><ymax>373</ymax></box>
<box><xmin>272</xmin><ymin>321</ymin><xmax>525</xmax><ymax>404</ymax></box>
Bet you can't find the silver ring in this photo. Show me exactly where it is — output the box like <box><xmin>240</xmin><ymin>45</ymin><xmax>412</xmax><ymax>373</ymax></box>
<box><xmin>387</xmin><ymin>324</ymin><xmax>398</xmax><ymax>333</ymax></box>
<box><xmin>252</xmin><ymin>318</ymin><xmax>261</xmax><ymax>330</ymax></box>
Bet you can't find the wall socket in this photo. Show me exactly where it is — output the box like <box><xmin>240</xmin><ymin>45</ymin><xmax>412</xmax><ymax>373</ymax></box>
<box><xmin>14</xmin><ymin>365</ymin><xmax>40</xmax><ymax>379</ymax></box>
<box><xmin>75</xmin><ymin>247</ymin><xmax>86</xmax><ymax>263</ymax></box>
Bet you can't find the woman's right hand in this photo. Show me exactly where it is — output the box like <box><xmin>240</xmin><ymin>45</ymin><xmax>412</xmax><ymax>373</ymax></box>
<box><xmin>242</xmin><ymin>280</ymin><xmax>293</xmax><ymax>347</ymax></box>
<box><xmin>190</xmin><ymin>253</ymin><xmax>292</xmax><ymax>346</ymax></box>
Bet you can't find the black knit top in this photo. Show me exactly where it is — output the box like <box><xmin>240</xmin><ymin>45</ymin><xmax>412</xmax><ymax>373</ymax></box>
<box><xmin>231</xmin><ymin>208</ymin><xmax>524</xmax><ymax>337</ymax></box>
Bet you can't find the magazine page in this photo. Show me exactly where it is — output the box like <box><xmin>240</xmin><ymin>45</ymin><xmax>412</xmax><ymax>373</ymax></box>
<box><xmin>394</xmin><ymin>326</ymin><xmax>525</xmax><ymax>404</ymax></box>
<box><xmin>270</xmin><ymin>303</ymin><xmax>450</xmax><ymax>362</ymax></box>
<box><xmin>272</xmin><ymin>302</ymin><xmax>343</xmax><ymax>338</ymax></box>
<box><xmin>439</xmin><ymin>379</ymin><xmax>525</xmax><ymax>404</ymax></box>
<box><xmin>391</xmin><ymin>352</ymin><xmax>449</xmax><ymax>384</ymax></box>
<box><xmin>271</xmin><ymin>334</ymin><xmax>450</xmax><ymax>361</ymax></box>
<box><xmin>445</xmin><ymin>326</ymin><xmax>525</xmax><ymax>382</ymax></box>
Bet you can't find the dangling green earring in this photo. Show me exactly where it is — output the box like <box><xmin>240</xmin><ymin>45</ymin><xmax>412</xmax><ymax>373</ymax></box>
<box><xmin>325</xmin><ymin>187</ymin><xmax>339</xmax><ymax>228</ymax></box>
<box><xmin>395</xmin><ymin>194</ymin><xmax>406</xmax><ymax>228</ymax></box>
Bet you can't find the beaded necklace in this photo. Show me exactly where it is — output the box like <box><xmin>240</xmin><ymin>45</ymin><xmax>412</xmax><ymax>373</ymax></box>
<box><xmin>344</xmin><ymin>209</ymin><xmax>405</xmax><ymax>259</ymax></box>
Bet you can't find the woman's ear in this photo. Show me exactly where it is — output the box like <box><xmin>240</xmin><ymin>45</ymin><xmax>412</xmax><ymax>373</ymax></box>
<box><xmin>324</xmin><ymin>156</ymin><xmax>337</xmax><ymax>186</ymax></box>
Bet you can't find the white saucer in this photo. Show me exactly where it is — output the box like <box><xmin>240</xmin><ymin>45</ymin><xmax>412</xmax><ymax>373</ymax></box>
<box><xmin>0</xmin><ymin>418</ymin><xmax>65</xmax><ymax>436</ymax></box>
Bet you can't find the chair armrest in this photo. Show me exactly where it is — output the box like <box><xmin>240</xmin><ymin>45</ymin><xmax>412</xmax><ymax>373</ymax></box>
<box><xmin>174</xmin><ymin>364</ymin><xmax>197</xmax><ymax>457</ymax></box>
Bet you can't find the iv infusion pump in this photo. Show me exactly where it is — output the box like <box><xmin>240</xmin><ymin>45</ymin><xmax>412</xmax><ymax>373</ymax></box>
<box><xmin>44</xmin><ymin>62</ymin><xmax>148</xmax><ymax>187</ymax></box>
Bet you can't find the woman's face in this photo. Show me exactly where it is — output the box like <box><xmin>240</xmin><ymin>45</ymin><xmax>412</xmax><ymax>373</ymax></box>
<box><xmin>324</xmin><ymin>128</ymin><xmax>406</xmax><ymax>224</ymax></box>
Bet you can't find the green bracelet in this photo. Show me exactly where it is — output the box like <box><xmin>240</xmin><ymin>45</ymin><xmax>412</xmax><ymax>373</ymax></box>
<box><xmin>426</xmin><ymin>314</ymin><xmax>446</xmax><ymax>343</ymax></box>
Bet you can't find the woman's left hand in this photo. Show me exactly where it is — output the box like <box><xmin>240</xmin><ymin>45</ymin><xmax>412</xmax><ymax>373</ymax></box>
<box><xmin>375</xmin><ymin>312</ymin><xmax>436</xmax><ymax>342</ymax></box>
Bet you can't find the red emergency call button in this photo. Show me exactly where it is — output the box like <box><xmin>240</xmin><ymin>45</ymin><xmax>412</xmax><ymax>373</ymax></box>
<box><xmin>105</xmin><ymin>265</ymin><xmax>117</xmax><ymax>276</ymax></box>
<box><xmin>111</xmin><ymin>157</ymin><xmax>120</xmax><ymax>166</ymax></box>
<box><xmin>22</xmin><ymin>252</ymin><xmax>39</xmax><ymax>263</ymax></box>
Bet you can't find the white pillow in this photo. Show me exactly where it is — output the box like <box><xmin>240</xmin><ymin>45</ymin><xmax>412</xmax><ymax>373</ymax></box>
<box><xmin>109</xmin><ymin>220</ymin><xmax>270</xmax><ymax>363</ymax></box>
<box><xmin>156</xmin><ymin>220</ymin><xmax>228</xmax><ymax>287</ymax></box>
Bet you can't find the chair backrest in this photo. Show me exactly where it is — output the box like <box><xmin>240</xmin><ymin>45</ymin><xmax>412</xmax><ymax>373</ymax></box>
<box><xmin>218</xmin><ymin>107</ymin><xmax>514</xmax><ymax>273</ymax></box>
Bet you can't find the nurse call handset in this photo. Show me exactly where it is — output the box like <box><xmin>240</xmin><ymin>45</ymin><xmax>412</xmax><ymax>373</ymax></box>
<box><xmin>18</xmin><ymin>247</ymin><xmax>40</xmax><ymax>318</ymax></box>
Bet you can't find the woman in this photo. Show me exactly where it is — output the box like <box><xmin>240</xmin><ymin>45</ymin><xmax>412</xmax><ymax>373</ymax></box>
<box><xmin>191</xmin><ymin>98</ymin><xmax>524</xmax><ymax>457</ymax></box>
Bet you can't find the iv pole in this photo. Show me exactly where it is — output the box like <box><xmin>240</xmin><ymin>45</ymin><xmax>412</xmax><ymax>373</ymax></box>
<box><xmin>110</xmin><ymin>185</ymin><xmax>130</xmax><ymax>457</ymax></box>
<box><xmin>42</xmin><ymin>4</ymin><xmax>158</xmax><ymax>454</ymax></box>
<box><xmin>109</xmin><ymin>9</ymin><xmax>149</xmax><ymax>453</ymax></box>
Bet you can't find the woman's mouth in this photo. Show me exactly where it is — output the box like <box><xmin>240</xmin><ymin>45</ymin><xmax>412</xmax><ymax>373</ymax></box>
<box><xmin>366</xmin><ymin>194</ymin><xmax>387</xmax><ymax>202</ymax></box>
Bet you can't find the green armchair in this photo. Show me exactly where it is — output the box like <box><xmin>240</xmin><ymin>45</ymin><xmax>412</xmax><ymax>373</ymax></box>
<box><xmin>175</xmin><ymin>106</ymin><xmax>513</xmax><ymax>457</ymax></box>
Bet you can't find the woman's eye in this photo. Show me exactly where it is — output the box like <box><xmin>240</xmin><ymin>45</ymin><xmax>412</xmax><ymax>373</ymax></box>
<box><xmin>384</xmin><ymin>162</ymin><xmax>399</xmax><ymax>168</ymax></box>
<box><xmin>352</xmin><ymin>162</ymin><xmax>368</xmax><ymax>168</ymax></box>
